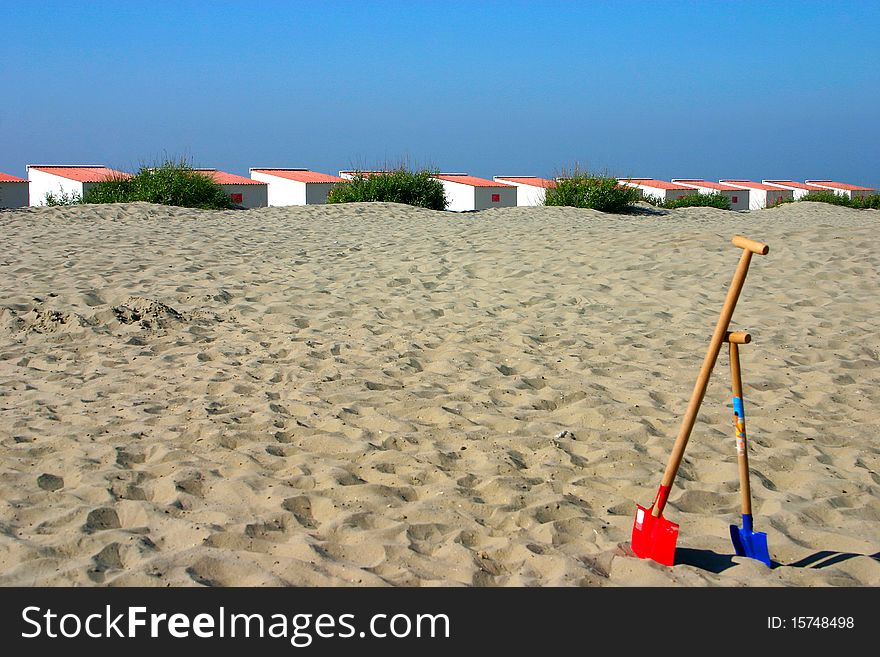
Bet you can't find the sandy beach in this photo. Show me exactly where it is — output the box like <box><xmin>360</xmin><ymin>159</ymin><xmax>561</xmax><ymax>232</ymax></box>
<box><xmin>0</xmin><ymin>200</ymin><xmax>877</xmax><ymax>586</ymax></box>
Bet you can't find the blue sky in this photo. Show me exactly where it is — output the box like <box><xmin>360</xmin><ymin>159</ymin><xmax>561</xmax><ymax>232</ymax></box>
<box><xmin>1</xmin><ymin>0</ymin><xmax>878</xmax><ymax>187</ymax></box>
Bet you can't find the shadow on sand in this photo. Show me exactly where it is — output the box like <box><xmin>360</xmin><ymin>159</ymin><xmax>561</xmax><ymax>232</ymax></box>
<box><xmin>674</xmin><ymin>547</ymin><xmax>880</xmax><ymax>573</ymax></box>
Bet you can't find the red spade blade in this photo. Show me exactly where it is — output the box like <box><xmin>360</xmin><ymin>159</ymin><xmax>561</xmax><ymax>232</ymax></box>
<box><xmin>631</xmin><ymin>504</ymin><xmax>679</xmax><ymax>567</ymax></box>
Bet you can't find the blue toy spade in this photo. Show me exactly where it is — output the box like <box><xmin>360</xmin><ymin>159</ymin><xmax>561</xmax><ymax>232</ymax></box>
<box><xmin>726</xmin><ymin>332</ymin><xmax>771</xmax><ymax>567</ymax></box>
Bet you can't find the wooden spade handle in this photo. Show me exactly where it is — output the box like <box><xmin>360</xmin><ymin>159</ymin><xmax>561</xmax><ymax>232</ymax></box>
<box><xmin>652</xmin><ymin>236</ymin><xmax>768</xmax><ymax>517</ymax></box>
<box><xmin>725</xmin><ymin>331</ymin><xmax>751</xmax><ymax>344</ymax></box>
<box><xmin>732</xmin><ymin>236</ymin><xmax>769</xmax><ymax>255</ymax></box>
<box><xmin>729</xmin><ymin>341</ymin><xmax>752</xmax><ymax>516</ymax></box>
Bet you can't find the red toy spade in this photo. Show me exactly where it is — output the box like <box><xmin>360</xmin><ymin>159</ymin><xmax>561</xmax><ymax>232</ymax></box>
<box><xmin>631</xmin><ymin>235</ymin><xmax>769</xmax><ymax>566</ymax></box>
<box><xmin>632</xmin><ymin>483</ymin><xmax>678</xmax><ymax>567</ymax></box>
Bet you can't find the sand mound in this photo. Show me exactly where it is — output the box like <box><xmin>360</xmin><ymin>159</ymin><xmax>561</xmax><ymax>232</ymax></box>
<box><xmin>112</xmin><ymin>296</ymin><xmax>184</xmax><ymax>329</ymax></box>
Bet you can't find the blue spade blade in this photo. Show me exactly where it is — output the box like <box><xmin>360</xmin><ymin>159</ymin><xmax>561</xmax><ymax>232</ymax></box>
<box><xmin>730</xmin><ymin>514</ymin><xmax>771</xmax><ymax>567</ymax></box>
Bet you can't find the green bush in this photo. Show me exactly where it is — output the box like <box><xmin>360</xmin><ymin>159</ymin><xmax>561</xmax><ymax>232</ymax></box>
<box><xmin>790</xmin><ymin>191</ymin><xmax>879</xmax><ymax>210</ymax></box>
<box><xmin>662</xmin><ymin>192</ymin><xmax>732</xmax><ymax>210</ymax></box>
<box><xmin>798</xmin><ymin>191</ymin><xmax>852</xmax><ymax>207</ymax></box>
<box><xmin>83</xmin><ymin>159</ymin><xmax>233</xmax><ymax>209</ymax></box>
<box><xmin>544</xmin><ymin>168</ymin><xmax>640</xmax><ymax>213</ymax></box>
<box><xmin>327</xmin><ymin>168</ymin><xmax>447</xmax><ymax>210</ymax></box>
<box><xmin>852</xmin><ymin>194</ymin><xmax>880</xmax><ymax>209</ymax></box>
<box><xmin>82</xmin><ymin>175</ymin><xmax>131</xmax><ymax>204</ymax></box>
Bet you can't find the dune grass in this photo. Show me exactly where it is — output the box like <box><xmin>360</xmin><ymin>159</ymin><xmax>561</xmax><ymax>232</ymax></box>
<box><xmin>662</xmin><ymin>192</ymin><xmax>732</xmax><ymax>210</ymax></box>
<box><xmin>774</xmin><ymin>191</ymin><xmax>879</xmax><ymax>209</ymax></box>
<box><xmin>83</xmin><ymin>159</ymin><xmax>233</xmax><ymax>209</ymax></box>
<box><xmin>800</xmin><ymin>191</ymin><xmax>879</xmax><ymax>209</ymax></box>
<box><xmin>327</xmin><ymin>167</ymin><xmax>448</xmax><ymax>210</ymax></box>
<box><xmin>544</xmin><ymin>167</ymin><xmax>640</xmax><ymax>213</ymax></box>
<box><xmin>798</xmin><ymin>191</ymin><xmax>852</xmax><ymax>207</ymax></box>
<box><xmin>853</xmin><ymin>194</ymin><xmax>880</xmax><ymax>209</ymax></box>
<box><xmin>44</xmin><ymin>190</ymin><xmax>84</xmax><ymax>206</ymax></box>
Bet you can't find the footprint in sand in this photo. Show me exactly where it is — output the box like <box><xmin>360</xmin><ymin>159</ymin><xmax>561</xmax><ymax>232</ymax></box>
<box><xmin>88</xmin><ymin>543</ymin><xmax>123</xmax><ymax>583</ymax></box>
<box><xmin>282</xmin><ymin>496</ymin><xmax>318</xmax><ymax>528</ymax></box>
<box><xmin>175</xmin><ymin>474</ymin><xmax>205</xmax><ymax>497</ymax></box>
<box><xmin>85</xmin><ymin>507</ymin><xmax>121</xmax><ymax>532</ymax></box>
<box><xmin>37</xmin><ymin>473</ymin><xmax>64</xmax><ymax>491</ymax></box>
<box><xmin>80</xmin><ymin>290</ymin><xmax>105</xmax><ymax>307</ymax></box>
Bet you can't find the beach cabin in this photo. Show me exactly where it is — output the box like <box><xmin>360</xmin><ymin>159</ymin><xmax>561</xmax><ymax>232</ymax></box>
<box><xmin>719</xmin><ymin>180</ymin><xmax>793</xmax><ymax>210</ymax></box>
<box><xmin>0</xmin><ymin>172</ymin><xmax>29</xmax><ymax>209</ymax></box>
<box><xmin>617</xmin><ymin>178</ymin><xmax>695</xmax><ymax>204</ymax></box>
<box><xmin>26</xmin><ymin>165</ymin><xmax>129</xmax><ymax>206</ymax></box>
<box><xmin>492</xmin><ymin>177</ymin><xmax>555</xmax><ymax>206</ymax></box>
<box><xmin>804</xmin><ymin>180</ymin><xmax>875</xmax><ymax>200</ymax></box>
<box><xmin>761</xmin><ymin>180</ymin><xmax>828</xmax><ymax>200</ymax></box>
<box><xmin>193</xmin><ymin>169</ymin><xmax>267</xmax><ymax>208</ymax></box>
<box><xmin>671</xmin><ymin>179</ymin><xmax>750</xmax><ymax>211</ymax></box>
<box><xmin>432</xmin><ymin>174</ymin><xmax>516</xmax><ymax>212</ymax></box>
<box><xmin>249</xmin><ymin>168</ymin><xmax>344</xmax><ymax>206</ymax></box>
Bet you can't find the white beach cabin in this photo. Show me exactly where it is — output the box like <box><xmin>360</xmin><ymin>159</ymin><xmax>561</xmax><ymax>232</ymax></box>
<box><xmin>718</xmin><ymin>180</ymin><xmax>793</xmax><ymax>210</ymax></box>
<box><xmin>671</xmin><ymin>179</ymin><xmax>750</xmax><ymax>211</ymax></box>
<box><xmin>249</xmin><ymin>169</ymin><xmax>344</xmax><ymax>206</ymax></box>
<box><xmin>26</xmin><ymin>165</ymin><xmax>129</xmax><ymax>206</ymax></box>
<box><xmin>761</xmin><ymin>180</ymin><xmax>829</xmax><ymax>200</ymax></box>
<box><xmin>193</xmin><ymin>169</ymin><xmax>267</xmax><ymax>208</ymax></box>
<box><xmin>492</xmin><ymin>176</ymin><xmax>555</xmax><ymax>206</ymax></box>
<box><xmin>432</xmin><ymin>174</ymin><xmax>516</xmax><ymax>212</ymax></box>
<box><xmin>0</xmin><ymin>172</ymin><xmax>29</xmax><ymax>209</ymax></box>
<box><xmin>617</xmin><ymin>178</ymin><xmax>695</xmax><ymax>204</ymax></box>
<box><xmin>804</xmin><ymin>180</ymin><xmax>875</xmax><ymax>200</ymax></box>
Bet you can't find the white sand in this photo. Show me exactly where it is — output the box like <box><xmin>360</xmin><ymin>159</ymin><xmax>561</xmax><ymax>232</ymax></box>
<box><xmin>0</xmin><ymin>200</ymin><xmax>877</xmax><ymax>586</ymax></box>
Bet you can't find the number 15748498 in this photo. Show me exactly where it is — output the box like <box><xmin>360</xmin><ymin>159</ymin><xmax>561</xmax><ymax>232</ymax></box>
<box><xmin>768</xmin><ymin>617</ymin><xmax>854</xmax><ymax>629</ymax></box>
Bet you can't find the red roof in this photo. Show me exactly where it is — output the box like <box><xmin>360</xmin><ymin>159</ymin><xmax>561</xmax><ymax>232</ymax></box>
<box><xmin>719</xmin><ymin>180</ymin><xmax>781</xmax><ymax>191</ymax></box>
<box><xmin>620</xmin><ymin>178</ymin><xmax>693</xmax><ymax>191</ymax></box>
<box><xmin>805</xmin><ymin>180</ymin><xmax>874</xmax><ymax>192</ymax></box>
<box><xmin>494</xmin><ymin>176</ymin><xmax>556</xmax><ymax>189</ymax></box>
<box><xmin>0</xmin><ymin>172</ymin><xmax>27</xmax><ymax>183</ymax></box>
<box><xmin>672</xmin><ymin>179</ymin><xmax>746</xmax><ymax>192</ymax></box>
<box><xmin>762</xmin><ymin>180</ymin><xmax>827</xmax><ymax>191</ymax></box>
<box><xmin>434</xmin><ymin>174</ymin><xmax>512</xmax><ymax>188</ymax></box>
<box><xmin>251</xmin><ymin>169</ymin><xmax>344</xmax><ymax>183</ymax></box>
<box><xmin>195</xmin><ymin>169</ymin><xmax>265</xmax><ymax>185</ymax></box>
<box><xmin>29</xmin><ymin>165</ymin><xmax>129</xmax><ymax>183</ymax></box>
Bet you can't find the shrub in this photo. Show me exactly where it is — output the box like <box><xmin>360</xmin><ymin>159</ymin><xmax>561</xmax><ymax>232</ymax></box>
<box><xmin>82</xmin><ymin>174</ymin><xmax>132</xmax><ymax>204</ymax></box>
<box><xmin>764</xmin><ymin>190</ymin><xmax>880</xmax><ymax>209</ymax></box>
<box><xmin>662</xmin><ymin>192</ymin><xmax>732</xmax><ymax>210</ymax></box>
<box><xmin>83</xmin><ymin>159</ymin><xmax>233</xmax><ymax>209</ymax></box>
<box><xmin>327</xmin><ymin>167</ymin><xmax>447</xmax><ymax>210</ymax></box>
<box><xmin>795</xmin><ymin>191</ymin><xmax>879</xmax><ymax>210</ymax></box>
<box><xmin>544</xmin><ymin>168</ymin><xmax>640</xmax><ymax>213</ymax></box>
<box><xmin>852</xmin><ymin>194</ymin><xmax>880</xmax><ymax>209</ymax></box>
<box><xmin>798</xmin><ymin>191</ymin><xmax>852</xmax><ymax>207</ymax></box>
<box><xmin>44</xmin><ymin>190</ymin><xmax>83</xmax><ymax>206</ymax></box>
